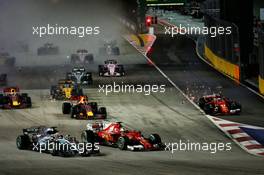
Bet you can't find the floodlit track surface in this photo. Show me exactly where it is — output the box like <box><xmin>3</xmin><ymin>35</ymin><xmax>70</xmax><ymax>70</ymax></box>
<box><xmin>149</xmin><ymin>34</ymin><xmax>264</xmax><ymax>127</ymax></box>
<box><xmin>0</xmin><ymin>37</ymin><xmax>264</xmax><ymax>175</ymax></box>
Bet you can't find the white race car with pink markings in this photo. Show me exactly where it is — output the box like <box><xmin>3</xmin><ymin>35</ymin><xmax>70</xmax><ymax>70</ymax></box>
<box><xmin>98</xmin><ymin>60</ymin><xmax>125</xmax><ymax>77</ymax></box>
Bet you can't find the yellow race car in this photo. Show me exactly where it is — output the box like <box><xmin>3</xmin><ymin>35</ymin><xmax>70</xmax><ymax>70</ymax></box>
<box><xmin>50</xmin><ymin>79</ymin><xmax>83</xmax><ymax>100</ymax></box>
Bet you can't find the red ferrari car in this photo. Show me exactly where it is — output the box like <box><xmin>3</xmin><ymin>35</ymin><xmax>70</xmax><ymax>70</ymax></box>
<box><xmin>81</xmin><ymin>121</ymin><xmax>164</xmax><ymax>151</ymax></box>
<box><xmin>198</xmin><ymin>94</ymin><xmax>241</xmax><ymax>115</ymax></box>
<box><xmin>0</xmin><ymin>87</ymin><xmax>32</xmax><ymax>109</ymax></box>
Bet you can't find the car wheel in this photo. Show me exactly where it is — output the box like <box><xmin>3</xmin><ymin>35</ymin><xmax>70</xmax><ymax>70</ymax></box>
<box><xmin>148</xmin><ymin>134</ymin><xmax>162</xmax><ymax>144</ymax></box>
<box><xmin>98</xmin><ymin>107</ymin><xmax>107</xmax><ymax>118</ymax></box>
<box><xmin>85</xmin><ymin>54</ymin><xmax>94</xmax><ymax>64</ymax></box>
<box><xmin>26</xmin><ymin>97</ymin><xmax>32</xmax><ymax>108</ymax></box>
<box><xmin>117</xmin><ymin>136</ymin><xmax>128</xmax><ymax>150</ymax></box>
<box><xmin>51</xmin><ymin>148</ymin><xmax>59</xmax><ymax>156</ymax></box>
<box><xmin>62</xmin><ymin>102</ymin><xmax>72</xmax><ymax>114</ymax></box>
<box><xmin>71</xmin><ymin>106</ymin><xmax>77</xmax><ymax>118</ymax></box>
<box><xmin>204</xmin><ymin>104</ymin><xmax>214</xmax><ymax>115</ymax></box>
<box><xmin>81</xmin><ymin>130</ymin><xmax>96</xmax><ymax>143</ymax></box>
<box><xmin>90</xmin><ymin>102</ymin><xmax>98</xmax><ymax>113</ymax></box>
<box><xmin>16</xmin><ymin>135</ymin><xmax>30</xmax><ymax>150</ymax></box>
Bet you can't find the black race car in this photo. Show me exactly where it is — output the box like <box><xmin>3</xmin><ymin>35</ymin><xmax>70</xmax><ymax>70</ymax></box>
<box><xmin>70</xmin><ymin>49</ymin><xmax>94</xmax><ymax>64</ymax></box>
<box><xmin>0</xmin><ymin>52</ymin><xmax>16</xmax><ymax>66</ymax></box>
<box><xmin>66</xmin><ymin>67</ymin><xmax>92</xmax><ymax>85</ymax></box>
<box><xmin>37</xmin><ymin>43</ymin><xmax>59</xmax><ymax>55</ymax></box>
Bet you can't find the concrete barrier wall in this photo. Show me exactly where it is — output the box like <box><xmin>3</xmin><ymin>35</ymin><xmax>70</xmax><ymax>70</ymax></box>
<box><xmin>204</xmin><ymin>44</ymin><xmax>240</xmax><ymax>80</ymax></box>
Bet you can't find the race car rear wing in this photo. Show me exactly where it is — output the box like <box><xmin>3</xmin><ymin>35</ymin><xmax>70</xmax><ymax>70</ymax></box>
<box><xmin>23</xmin><ymin>126</ymin><xmax>58</xmax><ymax>134</ymax></box>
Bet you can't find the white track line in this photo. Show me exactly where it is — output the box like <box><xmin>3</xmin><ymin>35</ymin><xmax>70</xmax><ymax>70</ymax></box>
<box><xmin>123</xmin><ymin>35</ymin><xmax>205</xmax><ymax>114</ymax></box>
<box><xmin>124</xmin><ymin>34</ymin><xmax>264</xmax><ymax>157</ymax></box>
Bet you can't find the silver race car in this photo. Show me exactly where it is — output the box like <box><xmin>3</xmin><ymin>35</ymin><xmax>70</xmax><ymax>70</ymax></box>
<box><xmin>37</xmin><ymin>43</ymin><xmax>59</xmax><ymax>55</ymax></box>
<box><xmin>66</xmin><ymin>67</ymin><xmax>93</xmax><ymax>85</ymax></box>
<box><xmin>16</xmin><ymin>126</ymin><xmax>99</xmax><ymax>157</ymax></box>
<box><xmin>0</xmin><ymin>52</ymin><xmax>16</xmax><ymax>66</ymax></box>
<box><xmin>99</xmin><ymin>40</ymin><xmax>120</xmax><ymax>56</ymax></box>
<box><xmin>70</xmin><ymin>49</ymin><xmax>94</xmax><ymax>64</ymax></box>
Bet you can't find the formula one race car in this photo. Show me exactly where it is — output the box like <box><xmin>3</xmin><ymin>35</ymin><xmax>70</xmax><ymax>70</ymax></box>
<box><xmin>0</xmin><ymin>52</ymin><xmax>16</xmax><ymax>66</ymax></box>
<box><xmin>70</xmin><ymin>49</ymin><xmax>94</xmax><ymax>64</ymax></box>
<box><xmin>98</xmin><ymin>60</ymin><xmax>125</xmax><ymax>77</ymax></box>
<box><xmin>81</xmin><ymin>121</ymin><xmax>164</xmax><ymax>151</ymax></box>
<box><xmin>0</xmin><ymin>74</ymin><xmax>7</xmax><ymax>86</ymax></box>
<box><xmin>50</xmin><ymin>79</ymin><xmax>83</xmax><ymax>100</ymax></box>
<box><xmin>62</xmin><ymin>96</ymin><xmax>107</xmax><ymax>119</ymax></box>
<box><xmin>198</xmin><ymin>94</ymin><xmax>241</xmax><ymax>115</ymax></box>
<box><xmin>99</xmin><ymin>40</ymin><xmax>120</xmax><ymax>56</ymax></box>
<box><xmin>14</xmin><ymin>40</ymin><xmax>29</xmax><ymax>53</ymax></box>
<box><xmin>190</xmin><ymin>2</ymin><xmax>203</xmax><ymax>19</ymax></box>
<box><xmin>37</xmin><ymin>43</ymin><xmax>59</xmax><ymax>56</ymax></box>
<box><xmin>0</xmin><ymin>87</ymin><xmax>32</xmax><ymax>109</ymax></box>
<box><xmin>16</xmin><ymin>126</ymin><xmax>99</xmax><ymax>157</ymax></box>
<box><xmin>66</xmin><ymin>67</ymin><xmax>93</xmax><ymax>85</ymax></box>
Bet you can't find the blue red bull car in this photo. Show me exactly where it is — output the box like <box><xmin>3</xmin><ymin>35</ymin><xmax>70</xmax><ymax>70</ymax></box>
<box><xmin>62</xmin><ymin>96</ymin><xmax>107</xmax><ymax>119</ymax></box>
<box><xmin>0</xmin><ymin>87</ymin><xmax>32</xmax><ymax>109</ymax></box>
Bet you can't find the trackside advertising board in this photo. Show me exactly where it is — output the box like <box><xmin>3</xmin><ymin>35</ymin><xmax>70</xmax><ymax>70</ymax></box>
<box><xmin>146</xmin><ymin>0</ymin><xmax>186</xmax><ymax>6</ymax></box>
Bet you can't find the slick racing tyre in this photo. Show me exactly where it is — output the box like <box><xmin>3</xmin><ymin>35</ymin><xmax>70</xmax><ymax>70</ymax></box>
<box><xmin>70</xmin><ymin>106</ymin><xmax>78</xmax><ymax>118</ymax></box>
<box><xmin>117</xmin><ymin>136</ymin><xmax>129</xmax><ymax>150</ymax></box>
<box><xmin>62</xmin><ymin>102</ymin><xmax>72</xmax><ymax>114</ymax></box>
<box><xmin>112</xmin><ymin>47</ymin><xmax>120</xmax><ymax>55</ymax></box>
<box><xmin>148</xmin><ymin>134</ymin><xmax>162</xmax><ymax>144</ymax></box>
<box><xmin>203</xmin><ymin>104</ymin><xmax>215</xmax><ymax>115</ymax></box>
<box><xmin>71</xmin><ymin>54</ymin><xmax>79</xmax><ymax>64</ymax></box>
<box><xmin>81</xmin><ymin>130</ymin><xmax>96</xmax><ymax>144</ymax></box>
<box><xmin>26</xmin><ymin>97</ymin><xmax>32</xmax><ymax>108</ymax></box>
<box><xmin>98</xmin><ymin>65</ymin><xmax>104</xmax><ymax>76</ymax></box>
<box><xmin>16</xmin><ymin>135</ymin><xmax>30</xmax><ymax>150</ymax></box>
<box><xmin>84</xmin><ymin>54</ymin><xmax>94</xmax><ymax>64</ymax></box>
<box><xmin>98</xmin><ymin>107</ymin><xmax>107</xmax><ymax>119</ymax></box>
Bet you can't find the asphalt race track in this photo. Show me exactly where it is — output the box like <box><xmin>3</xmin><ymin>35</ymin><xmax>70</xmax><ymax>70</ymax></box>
<box><xmin>149</xmin><ymin>34</ymin><xmax>264</xmax><ymax>127</ymax></box>
<box><xmin>1</xmin><ymin>1</ymin><xmax>264</xmax><ymax>173</ymax></box>
<box><xmin>0</xmin><ymin>36</ymin><xmax>264</xmax><ymax>175</ymax></box>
